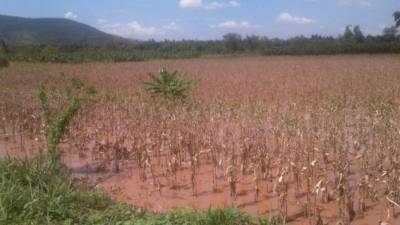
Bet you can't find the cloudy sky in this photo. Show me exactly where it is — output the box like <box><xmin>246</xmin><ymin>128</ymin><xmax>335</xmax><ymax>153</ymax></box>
<box><xmin>1</xmin><ymin>0</ymin><xmax>399</xmax><ymax>40</ymax></box>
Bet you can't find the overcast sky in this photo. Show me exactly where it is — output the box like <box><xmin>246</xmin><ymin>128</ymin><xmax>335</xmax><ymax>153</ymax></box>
<box><xmin>1</xmin><ymin>0</ymin><xmax>399</xmax><ymax>40</ymax></box>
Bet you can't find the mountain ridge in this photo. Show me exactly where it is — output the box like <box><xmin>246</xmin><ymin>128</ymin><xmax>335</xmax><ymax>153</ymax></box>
<box><xmin>0</xmin><ymin>14</ymin><xmax>127</xmax><ymax>47</ymax></box>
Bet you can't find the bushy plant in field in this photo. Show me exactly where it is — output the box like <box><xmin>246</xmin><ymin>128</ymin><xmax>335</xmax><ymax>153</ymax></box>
<box><xmin>37</xmin><ymin>76</ymin><xmax>96</xmax><ymax>164</ymax></box>
<box><xmin>144</xmin><ymin>67</ymin><xmax>196</xmax><ymax>102</ymax></box>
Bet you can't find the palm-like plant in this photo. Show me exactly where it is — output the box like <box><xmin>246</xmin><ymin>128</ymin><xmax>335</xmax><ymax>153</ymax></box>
<box><xmin>144</xmin><ymin>67</ymin><xmax>195</xmax><ymax>101</ymax></box>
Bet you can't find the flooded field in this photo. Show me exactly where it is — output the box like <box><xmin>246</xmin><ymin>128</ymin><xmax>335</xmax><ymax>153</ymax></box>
<box><xmin>1</xmin><ymin>55</ymin><xmax>400</xmax><ymax>224</ymax></box>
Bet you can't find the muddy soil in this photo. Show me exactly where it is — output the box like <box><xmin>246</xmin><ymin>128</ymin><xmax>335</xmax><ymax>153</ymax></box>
<box><xmin>1</xmin><ymin>141</ymin><xmax>398</xmax><ymax>225</ymax></box>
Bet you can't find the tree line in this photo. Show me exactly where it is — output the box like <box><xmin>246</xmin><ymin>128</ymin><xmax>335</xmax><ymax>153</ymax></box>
<box><xmin>1</xmin><ymin>11</ymin><xmax>399</xmax><ymax>63</ymax></box>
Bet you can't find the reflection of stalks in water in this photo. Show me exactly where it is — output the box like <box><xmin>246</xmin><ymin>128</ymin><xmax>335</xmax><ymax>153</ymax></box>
<box><xmin>226</xmin><ymin>159</ymin><xmax>237</xmax><ymax>200</ymax></box>
<box><xmin>315</xmin><ymin>207</ymin><xmax>324</xmax><ymax>225</ymax></box>
<box><xmin>274</xmin><ymin>169</ymin><xmax>288</xmax><ymax>220</ymax></box>
<box><xmin>226</xmin><ymin>166</ymin><xmax>236</xmax><ymax>200</ymax></box>
<box><xmin>144</xmin><ymin>136</ymin><xmax>161</xmax><ymax>193</ymax></box>
<box><xmin>211</xmin><ymin>146</ymin><xmax>221</xmax><ymax>192</ymax></box>
<box><xmin>189</xmin><ymin>153</ymin><xmax>198</xmax><ymax>196</ymax></box>
<box><xmin>252</xmin><ymin>161</ymin><xmax>262</xmax><ymax>202</ymax></box>
<box><xmin>337</xmin><ymin>172</ymin><xmax>355</xmax><ymax>223</ymax></box>
<box><xmin>357</xmin><ymin>174</ymin><xmax>369</xmax><ymax>213</ymax></box>
<box><xmin>291</xmin><ymin>160</ymin><xmax>301</xmax><ymax>198</ymax></box>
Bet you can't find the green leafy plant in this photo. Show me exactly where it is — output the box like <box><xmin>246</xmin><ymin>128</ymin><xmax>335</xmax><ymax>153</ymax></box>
<box><xmin>37</xmin><ymin>76</ymin><xmax>96</xmax><ymax>165</ymax></box>
<box><xmin>0</xmin><ymin>155</ymin><xmax>137</xmax><ymax>225</ymax></box>
<box><xmin>144</xmin><ymin>67</ymin><xmax>196</xmax><ymax>102</ymax></box>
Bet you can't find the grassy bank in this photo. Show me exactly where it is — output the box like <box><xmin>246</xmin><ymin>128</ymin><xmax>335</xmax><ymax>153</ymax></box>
<box><xmin>0</xmin><ymin>155</ymin><xmax>281</xmax><ymax>225</ymax></box>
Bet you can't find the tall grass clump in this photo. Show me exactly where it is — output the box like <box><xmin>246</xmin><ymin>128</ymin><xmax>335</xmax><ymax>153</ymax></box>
<box><xmin>0</xmin><ymin>155</ymin><xmax>137</xmax><ymax>225</ymax></box>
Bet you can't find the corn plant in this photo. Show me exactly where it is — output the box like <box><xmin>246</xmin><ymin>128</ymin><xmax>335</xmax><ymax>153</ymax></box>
<box><xmin>37</xmin><ymin>76</ymin><xmax>95</xmax><ymax>165</ymax></box>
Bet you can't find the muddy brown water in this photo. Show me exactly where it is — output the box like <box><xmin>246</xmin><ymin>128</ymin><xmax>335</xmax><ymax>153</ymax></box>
<box><xmin>1</xmin><ymin>141</ymin><xmax>399</xmax><ymax>225</ymax></box>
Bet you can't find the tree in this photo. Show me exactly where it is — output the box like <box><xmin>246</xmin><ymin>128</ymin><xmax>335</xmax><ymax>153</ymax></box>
<box><xmin>394</xmin><ymin>11</ymin><xmax>400</xmax><ymax>28</ymax></box>
<box><xmin>245</xmin><ymin>35</ymin><xmax>260</xmax><ymax>52</ymax></box>
<box><xmin>343</xmin><ymin>25</ymin><xmax>354</xmax><ymax>40</ymax></box>
<box><xmin>223</xmin><ymin>33</ymin><xmax>243</xmax><ymax>53</ymax></box>
<box><xmin>353</xmin><ymin>25</ymin><xmax>365</xmax><ymax>42</ymax></box>
<box><xmin>382</xmin><ymin>26</ymin><xmax>398</xmax><ymax>41</ymax></box>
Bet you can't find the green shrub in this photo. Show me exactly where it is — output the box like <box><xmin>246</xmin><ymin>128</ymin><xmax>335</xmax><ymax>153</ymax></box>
<box><xmin>144</xmin><ymin>67</ymin><xmax>196</xmax><ymax>102</ymax></box>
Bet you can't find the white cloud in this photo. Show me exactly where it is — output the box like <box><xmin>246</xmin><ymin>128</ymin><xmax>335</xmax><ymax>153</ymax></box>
<box><xmin>337</xmin><ymin>0</ymin><xmax>371</xmax><ymax>7</ymax></box>
<box><xmin>179</xmin><ymin>0</ymin><xmax>202</xmax><ymax>8</ymax></box>
<box><xmin>204</xmin><ymin>1</ymin><xmax>240</xmax><ymax>10</ymax></box>
<box><xmin>99</xmin><ymin>21</ymin><xmax>160</xmax><ymax>37</ymax></box>
<box><xmin>179</xmin><ymin>0</ymin><xmax>240</xmax><ymax>10</ymax></box>
<box><xmin>98</xmin><ymin>21</ymin><xmax>184</xmax><ymax>38</ymax></box>
<box><xmin>64</xmin><ymin>11</ymin><xmax>78</xmax><ymax>20</ymax></box>
<box><xmin>127</xmin><ymin>21</ymin><xmax>158</xmax><ymax>35</ymax></box>
<box><xmin>277</xmin><ymin>13</ymin><xmax>315</xmax><ymax>25</ymax></box>
<box><xmin>211</xmin><ymin>20</ymin><xmax>253</xmax><ymax>29</ymax></box>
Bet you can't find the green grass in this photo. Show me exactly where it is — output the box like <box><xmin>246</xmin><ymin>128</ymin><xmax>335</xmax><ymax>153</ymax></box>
<box><xmin>0</xmin><ymin>155</ymin><xmax>282</xmax><ymax>225</ymax></box>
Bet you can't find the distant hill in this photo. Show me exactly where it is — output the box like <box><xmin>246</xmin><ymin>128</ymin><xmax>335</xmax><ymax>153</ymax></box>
<box><xmin>0</xmin><ymin>14</ymin><xmax>127</xmax><ymax>47</ymax></box>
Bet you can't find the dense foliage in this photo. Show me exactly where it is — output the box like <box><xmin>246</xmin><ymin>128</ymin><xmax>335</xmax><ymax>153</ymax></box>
<box><xmin>4</xmin><ymin>31</ymin><xmax>399</xmax><ymax>63</ymax></box>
